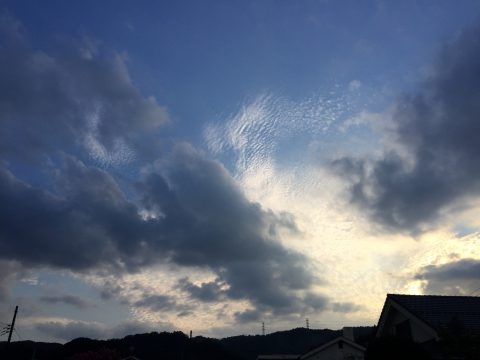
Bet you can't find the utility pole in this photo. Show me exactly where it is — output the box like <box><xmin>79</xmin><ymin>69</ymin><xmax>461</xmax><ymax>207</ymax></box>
<box><xmin>7</xmin><ymin>306</ymin><xmax>18</xmax><ymax>346</ymax></box>
<box><xmin>306</xmin><ymin>318</ymin><xmax>309</xmax><ymax>329</ymax></box>
<box><xmin>261</xmin><ymin>322</ymin><xmax>265</xmax><ymax>336</ymax></box>
<box><xmin>4</xmin><ymin>305</ymin><xmax>18</xmax><ymax>357</ymax></box>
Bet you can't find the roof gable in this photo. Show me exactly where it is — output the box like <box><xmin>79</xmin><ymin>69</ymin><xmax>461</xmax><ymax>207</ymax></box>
<box><xmin>380</xmin><ymin>294</ymin><xmax>480</xmax><ymax>336</ymax></box>
<box><xmin>300</xmin><ymin>336</ymin><xmax>366</xmax><ymax>359</ymax></box>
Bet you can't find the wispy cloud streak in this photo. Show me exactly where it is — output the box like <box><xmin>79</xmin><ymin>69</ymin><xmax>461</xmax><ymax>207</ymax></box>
<box><xmin>204</xmin><ymin>91</ymin><xmax>358</xmax><ymax>174</ymax></box>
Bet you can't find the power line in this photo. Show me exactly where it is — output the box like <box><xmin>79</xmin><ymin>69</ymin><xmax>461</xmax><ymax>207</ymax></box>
<box><xmin>0</xmin><ymin>326</ymin><xmax>10</xmax><ymax>336</ymax></box>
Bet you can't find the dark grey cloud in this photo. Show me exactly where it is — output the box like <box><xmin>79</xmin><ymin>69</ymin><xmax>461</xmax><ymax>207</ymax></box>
<box><xmin>0</xmin><ymin>144</ymin><xmax>324</xmax><ymax>319</ymax></box>
<box><xmin>0</xmin><ymin>158</ymin><xmax>150</xmax><ymax>272</ymax></box>
<box><xmin>177</xmin><ymin>310</ymin><xmax>193</xmax><ymax>317</ymax></box>
<box><xmin>415</xmin><ymin>258</ymin><xmax>480</xmax><ymax>295</ymax></box>
<box><xmin>303</xmin><ymin>292</ymin><xmax>329</xmax><ymax>312</ymax></box>
<box><xmin>177</xmin><ymin>277</ymin><xmax>227</xmax><ymax>302</ymax></box>
<box><xmin>40</xmin><ymin>295</ymin><xmax>92</xmax><ymax>309</ymax></box>
<box><xmin>234</xmin><ymin>308</ymin><xmax>263</xmax><ymax>323</ymax></box>
<box><xmin>0</xmin><ymin>14</ymin><xmax>168</xmax><ymax>163</ymax></box>
<box><xmin>134</xmin><ymin>294</ymin><xmax>177</xmax><ymax>312</ymax></box>
<box><xmin>35</xmin><ymin>321</ymin><xmax>107</xmax><ymax>342</ymax></box>
<box><xmin>331</xmin><ymin>301</ymin><xmax>363</xmax><ymax>313</ymax></box>
<box><xmin>99</xmin><ymin>280</ymin><xmax>125</xmax><ymax>301</ymax></box>
<box><xmin>35</xmin><ymin>320</ymin><xmax>170</xmax><ymax>342</ymax></box>
<box><xmin>0</xmin><ymin>13</ymin><xmax>168</xmax><ymax>274</ymax></box>
<box><xmin>140</xmin><ymin>144</ymin><xmax>327</xmax><ymax>317</ymax></box>
<box><xmin>333</xmin><ymin>24</ymin><xmax>480</xmax><ymax>233</ymax></box>
<box><xmin>132</xmin><ymin>292</ymin><xmax>194</xmax><ymax>316</ymax></box>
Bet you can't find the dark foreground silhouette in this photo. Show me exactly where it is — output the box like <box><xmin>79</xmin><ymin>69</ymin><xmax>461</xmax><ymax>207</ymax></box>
<box><xmin>0</xmin><ymin>328</ymin><xmax>341</xmax><ymax>360</ymax></box>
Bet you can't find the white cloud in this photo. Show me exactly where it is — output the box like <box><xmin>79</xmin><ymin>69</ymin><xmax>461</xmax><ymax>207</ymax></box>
<box><xmin>204</xmin><ymin>92</ymin><xmax>357</xmax><ymax>175</ymax></box>
<box><xmin>348</xmin><ymin>79</ymin><xmax>362</xmax><ymax>91</ymax></box>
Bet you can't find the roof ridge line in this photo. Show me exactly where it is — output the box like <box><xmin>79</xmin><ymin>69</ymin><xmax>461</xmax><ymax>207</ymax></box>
<box><xmin>387</xmin><ymin>293</ymin><xmax>480</xmax><ymax>299</ymax></box>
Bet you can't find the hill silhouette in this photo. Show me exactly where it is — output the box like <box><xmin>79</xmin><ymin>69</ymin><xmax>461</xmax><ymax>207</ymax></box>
<box><xmin>220</xmin><ymin>327</ymin><xmax>341</xmax><ymax>360</ymax></box>
<box><xmin>0</xmin><ymin>327</ymin><xmax>341</xmax><ymax>360</ymax></box>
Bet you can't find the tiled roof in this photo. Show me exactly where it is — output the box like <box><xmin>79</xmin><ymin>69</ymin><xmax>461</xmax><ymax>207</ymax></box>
<box><xmin>388</xmin><ymin>294</ymin><xmax>480</xmax><ymax>335</ymax></box>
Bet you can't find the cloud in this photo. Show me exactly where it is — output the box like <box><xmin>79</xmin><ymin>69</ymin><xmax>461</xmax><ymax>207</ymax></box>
<box><xmin>98</xmin><ymin>280</ymin><xmax>125</xmax><ymax>301</ymax></box>
<box><xmin>234</xmin><ymin>308</ymin><xmax>263</xmax><ymax>323</ymax></box>
<box><xmin>139</xmin><ymin>143</ymin><xmax>323</xmax><ymax>316</ymax></box>
<box><xmin>0</xmin><ymin>14</ymin><xmax>329</xmax><ymax>326</ymax></box>
<box><xmin>39</xmin><ymin>295</ymin><xmax>92</xmax><ymax>309</ymax></box>
<box><xmin>35</xmin><ymin>319</ymin><xmax>170</xmax><ymax>342</ymax></box>
<box><xmin>415</xmin><ymin>258</ymin><xmax>480</xmax><ymax>295</ymax></box>
<box><xmin>35</xmin><ymin>320</ymin><xmax>107</xmax><ymax>341</ymax></box>
<box><xmin>303</xmin><ymin>292</ymin><xmax>329</xmax><ymax>312</ymax></box>
<box><xmin>134</xmin><ymin>294</ymin><xmax>177</xmax><ymax>312</ymax></box>
<box><xmin>348</xmin><ymin>80</ymin><xmax>362</xmax><ymax>91</ymax></box>
<box><xmin>0</xmin><ymin>14</ymin><xmax>168</xmax><ymax>164</ymax></box>
<box><xmin>177</xmin><ymin>278</ymin><xmax>227</xmax><ymax>302</ymax></box>
<box><xmin>204</xmin><ymin>92</ymin><xmax>354</xmax><ymax>174</ymax></box>
<box><xmin>331</xmin><ymin>302</ymin><xmax>363</xmax><ymax>313</ymax></box>
<box><xmin>0</xmin><ymin>260</ymin><xmax>27</xmax><ymax>302</ymax></box>
<box><xmin>0</xmin><ymin>143</ymin><xmax>324</xmax><ymax>319</ymax></box>
<box><xmin>332</xmin><ymin>24</ymin><xmax>480</xmax><ymax>233</ymax></box>
<box><xmin>0</xmin><ymin>158</ymin><xmax>149</xmax><ymax>272</ymax></box>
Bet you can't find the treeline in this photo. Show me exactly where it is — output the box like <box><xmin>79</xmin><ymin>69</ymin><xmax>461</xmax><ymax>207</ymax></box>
<box><xmin>0</xmin><ymin>327</ymin><xmax>341</xmax><ymax>360</ymax></box>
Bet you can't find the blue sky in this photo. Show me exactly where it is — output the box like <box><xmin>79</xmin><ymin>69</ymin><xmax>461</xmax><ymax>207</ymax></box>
<box><xmin>8</xmin><ymin>0</ymin><xmax>479</xmax><ymax>142</ymax></box>
<box><xmin>2</xmin><ymin>0</ymin><xmax>480</xmax><ymax>343</ymax></box>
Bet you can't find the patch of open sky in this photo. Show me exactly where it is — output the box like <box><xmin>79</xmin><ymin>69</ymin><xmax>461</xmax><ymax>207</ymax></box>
<box><xmin>204</xmin><ymin>80</ymin><xmax>385</xmax><ymax>174</ymax></box>
<box><xmin>454</xmin><ymin>224</ymin><xmax>480</xmax><ymax>238</ymax></box>
<box><xmin>6</xmin><ymin>1</ymin><xmax>480</xmax><ymax>149</ymax></box>
<box><xmin>4</xmin><ymin>160</ymin><xmax>53</xmax><ymax>191</ymax></box>
<box><xmin>13</xmin><ymin>270</ymin><xmax>130</xmax><ymax>326</ymax></box>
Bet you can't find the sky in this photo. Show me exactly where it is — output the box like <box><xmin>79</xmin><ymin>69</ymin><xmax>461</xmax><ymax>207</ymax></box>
<box><xmin>1</xmin><ymin>0</ymin><xmax>480</xmax><ymax>343</ymax></box>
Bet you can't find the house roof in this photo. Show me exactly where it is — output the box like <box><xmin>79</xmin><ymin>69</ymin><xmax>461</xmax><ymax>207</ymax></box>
<box><xmin>299</xmin><ymin>336</ymin><xmax>366</xmax><ymax>359</ymax></box>
<box><xmin>386</xmin><ymin>294</ymin><xmax>480</xmax><ymax>335</ymax></box>
<box><xmin>258</xmin><ymin>335</ymin><xmax>367</xmax><ymax>360</ymax></box>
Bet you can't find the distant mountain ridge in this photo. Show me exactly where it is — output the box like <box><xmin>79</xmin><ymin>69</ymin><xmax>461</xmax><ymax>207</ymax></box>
<box><xmin>0</xmin><ymin>327</ymin><xmax>342</xmax><ymax>360</ymax></box>
<box><xmin>220</xmin><ymin>327</ymin><xmax>342</xmax><ymax>360</ymax></box>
